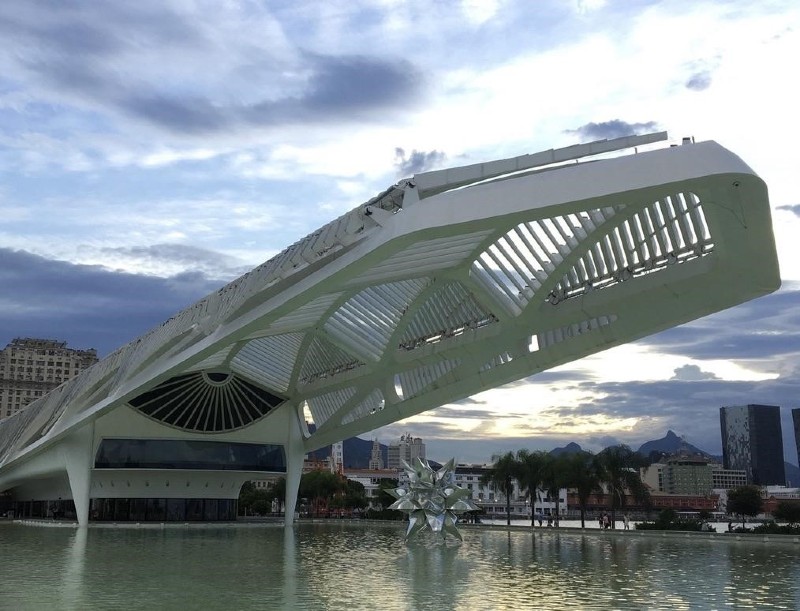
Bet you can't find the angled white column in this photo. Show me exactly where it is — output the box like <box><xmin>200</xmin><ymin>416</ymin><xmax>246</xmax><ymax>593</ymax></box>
<box><xmin>283</xmin><ymin>410</ymin><xmax>305</xmax><ymax>527</ymax></box>
<box><xmin>60</xmin><ymin>423</ymin><xmax>94</xmax><ymax>528</ymax></box>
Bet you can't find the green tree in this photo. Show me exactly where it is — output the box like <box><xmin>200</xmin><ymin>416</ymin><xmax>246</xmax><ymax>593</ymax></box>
<box><xmin>772</xmin><ymin>501</ymin><xmax>800</xmax><ymax>526</ymax></box>
<box><xmin>595</xmin><ymin>445</ymin><xmax>650</xmax><ymax>528</ymax></box>
<box><xmin>340</xmin><ymin>479</ymin><xmax>368</xmax><ymax>511</ymax></box>
<box><xmin>515</xmin><ymin>449</ymin><xmax>548</xmax><ymax>526</ymax></box>
<box><xmin>251</xmin><ymin>498</ymin><xmax>271</xmax><ymax>516</ymax></box>
<box><xmin>481</xmin><ymin>452</ymin><xmax>518</xmax><ymax>526</ymax></box>
<box><xmin>541</xmin><ymin>453</ymin><xmax>570</xmax><ymax>527</ymax></box>
<box><xmin>300</xmin><ymin>470</ymin><xmax>345</xmax><ymax>516</ymax></box>
<box><xmin>563</xmin><ymin>451</ymin><xmax>602</xmax><ymax>528</ymax></box>
<box><xmin>727</xmin><ymin>486</ymin><xmax>763</xmax><ymax>529</ymax></box>
<box><xmin>238</xmin><ymin>481</ymin><xmax>275</xmax><ymax>516</ymax></box>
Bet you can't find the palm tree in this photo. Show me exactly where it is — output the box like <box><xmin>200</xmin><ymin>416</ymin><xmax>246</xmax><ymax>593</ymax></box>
<box><xmin>540</xmin><ymin>453</ymin><xmax>569</xmax><ymax>527</ymax></box>
<box><xmin>481</xmin><ymin>452</ymin><xmax>518</xmax><ymax>525</ymax></box>
<box><xmin>562</xmin><ymin>451</ymin><xmax>602</xmax><ymax>528</ymax></box>
<box><xmin>515</xmin><ymin>449</ymin><xmax>549</xmax><ymax>526</ymax></box>
<box><xmin>595</xmin><ymin>445</ymin><xmax>649</xmax><ymax>528</ymax></box>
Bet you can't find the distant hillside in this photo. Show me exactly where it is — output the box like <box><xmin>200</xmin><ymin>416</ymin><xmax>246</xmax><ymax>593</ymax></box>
<box><xmin>303</xmin><ymin>430</ymin><xmax>800</xmax><ymax>479</ymax></box>
<box><xmin>306</xmin><ymin>435</ymin><xmax>388</xmax><ymax>469</ymax></box>
<box><xmin>550</xmin><ymin>442</ymin><xmax>584</xmax><ymax>456</ymax></box>
<box><xmin>637</xmin><ymin>430</ymin><xmax>708</xmax><ymax>458</ymax></box>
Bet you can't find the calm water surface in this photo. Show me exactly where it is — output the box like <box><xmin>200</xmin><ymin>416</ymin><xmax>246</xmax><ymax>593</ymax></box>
<box><xmin>1</xmin><ymin>521</ymin><xmax>798</xmax><ymax>610</ymax></box>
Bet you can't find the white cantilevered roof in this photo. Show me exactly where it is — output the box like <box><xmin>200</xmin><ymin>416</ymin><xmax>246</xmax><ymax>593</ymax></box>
<box><xmin>0</xmin><ymin>132</ymin><xmax>781</xmax><ymax>468</ymax></box>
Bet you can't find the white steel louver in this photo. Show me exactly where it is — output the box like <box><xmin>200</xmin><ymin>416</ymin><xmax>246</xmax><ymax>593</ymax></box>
<box><xmin>324</xmin><ymin>278</ymin><xmax>430</xmax><ymax>361</ymax></box>
<box><xmin>298</xmin><ymin>337</ymin><xmax>365</xmax><ymax>386</ymax></box>
<box><xmin>550</xmin><ymin>192</ymin><xmax>713</xmax><ymax>303</ymax></box>
<box><xmin>187</xmin><ymin>346</ymin><xmax>236</xmax><ymax>372</ymax></box>
<box><xmin>395</xmin><ymin>358</ymin><xmax>461</xmax><ymax>400</ymax></box>
<box><xmin>398</xmin><ymin>282</ymin><xmax>498</xmax><ymax>350</ymax></box>
<box><xmin>341</xmin><ymin>389</ymin><xmax>386</xmax><ymax>425</ymax></box>
<box><xmin>231</xmin><ymin>334</ymin><xmax>305</xmax><ymax>393</ymax></box>
<box><xmin>255</xmin><ymin>293</ymin><xmax>343</xmax><ymax>336</ymax></box>
<box><xmin>471</xmin><ymin>207</ymin><xmax>620</xmax><ymax>314</ymax></box>
<box><xmin>128</xmin><ymin>372</ymin><xmax>284</xmax><ymax>432</ymax></box>
<box><xmin>536</xmin><ymin>315</ymin><xmax>618</xmax><ymax>349</ymax></box>
<box><xmin>480</xmin><ymin>352</ymin><xmax>514</xmax><ymax>373</ymax></box>
<box><xmin>306</xmin><ymin>387</ymin><xmax>357</xmax><ymax>428</ymax></box>
<box><xmin>347</xmin><ymin>230</ymin><xmax>494</xmax><ymax>286</ymax></box>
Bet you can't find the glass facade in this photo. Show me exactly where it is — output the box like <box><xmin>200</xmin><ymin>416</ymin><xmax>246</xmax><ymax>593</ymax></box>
<box><xmin>90</xmin><ymin>498</ymin><xmax>237</xmax><ymax>522</ymax></box>
<box><xmin>11</xmin><ymin>499</ymin><xmax>77</xmax><ymax>520</ymax></box>
<box><xmin>720</xmin><ymin>404</ymin><xmax>786</xmax><ymax>485</ymax></box>
<box><xmin>95</xmin><ymin>439</ymin><xmax>285</xmax><ymax>472</ymax></box>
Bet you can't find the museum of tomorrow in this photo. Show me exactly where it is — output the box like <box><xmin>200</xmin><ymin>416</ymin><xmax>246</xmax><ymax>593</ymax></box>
<box><xmin>0</xmin><ymin>133</ymin><xmax>781</xmax><ymax>526</ymax></box>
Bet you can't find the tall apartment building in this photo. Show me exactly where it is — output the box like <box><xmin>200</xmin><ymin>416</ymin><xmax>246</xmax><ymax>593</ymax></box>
<box><xmin>386</xmin><ymin>433</ymin><xmax>425</xmax><ymax>469</ymax></box>
<box><xmin>720</xmin><ymin>404</ymin><xmax>785</xmax><ymax>486</ymax></box>
<box><xmin>793</xmin><ymin>408</ymin><xmax>800</xmax><ymax>469</ymax></box>
<box><xmin>0</xmin><ymin>338</ymin><xmax>98</xmax><ymax>420</ymax></box>
<box><xmin>368</xmin><ymin>439</ymin><xmax>384</xmax><ymax>470</ymax></box>
<box><xmin>330</xmin><ymin>441</ymin><xmax>344</xmax><ymax>473</ymax></box>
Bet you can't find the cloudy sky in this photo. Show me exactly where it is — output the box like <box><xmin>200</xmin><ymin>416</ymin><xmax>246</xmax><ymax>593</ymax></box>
<box><xmin>2</xmin><ymin>0</ymin><xmax>800</xmax><ymax>465</ymax></box>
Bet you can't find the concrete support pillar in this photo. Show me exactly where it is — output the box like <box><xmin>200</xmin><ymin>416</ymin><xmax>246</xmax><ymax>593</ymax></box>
<box><xmin>283</xmin><ymin>413</ymin><xmax>305</xmax><ymax>527</ymax></box>
<box><xmin>61</xmin><ymin>423</ymin><xmax>94</xmax><ymax>528</ymax></box>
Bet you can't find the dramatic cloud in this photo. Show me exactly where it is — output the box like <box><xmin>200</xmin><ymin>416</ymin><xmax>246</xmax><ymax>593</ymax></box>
<box><xmin>671</xmin><ymin>364</ymin><xmax>719</xmax><ymax>381</ymax></box>
<box><xmin>0</xmin><ymin>2</ymin><xmax>424</xmax><ymax>137</ymax></box>
<box><xmin>394</xmin><ymin>148</ymin><xmax>447</xmax><ymax>175</ymax></box>
<box><xmin>99</xmin><ymin>243</ymin><xmax>249</xmax><ymax>280</ymax></box>
<box><xmin>777</xmin><ymin>204</ymin><xmax>800</xmax><ymax>218</ymax></box>
<box><xmin>642</xmin><ymin>287</ymin><xmax>800</xmax><ymax>361</ymax></box>
<box><xmin>566</xmin><ymin>120</ymin><xmax>660</xmax><ymax>141</ymax></box>
<box><xmin>0</xmin><ymin>248</ymin><xmax>220</xmax><ymax>355</ymax></box>
<box><xmin>686</xmin><ymin>71</ymin><xmax>712</xmax><ymax>91</ymax></box>
<box><xmin>2</xmin><ymin>0</ymin><xmax>800</xmax><ymax>466</ymax></box>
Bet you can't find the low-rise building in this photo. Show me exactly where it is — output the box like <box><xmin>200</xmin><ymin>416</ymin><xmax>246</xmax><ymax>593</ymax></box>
<box><xmin>344</xmin><ymin>468</ymin><xmax>400</xmax><ymax>508</ymax></box>
<box><xmin>454</xmin><ymin>463</ymin><xmax>567</xmax><ymax>518</ymax></box>
<box><xmin>711</xmin><ymin>465</ymin><xmax>748</xmax><ymax>489</ymax></box>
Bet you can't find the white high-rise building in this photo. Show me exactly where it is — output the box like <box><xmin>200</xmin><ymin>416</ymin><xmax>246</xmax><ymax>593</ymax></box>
<box><xmin>387</xmin><ymin>433</ymin><xmax>425</xmax><ymax>469</ymax></box>
<box><xmin>0</xmin><ymin>338</ymin><xmax>98</xmax><ymax>420</ymax></box>
<box><xmin>368</xmin><ymin>439</ymin><xmax>383</xmax><ymax>470</ymax></box>
<box><xmin>331</xmin><ymin>441</ymin><xmax>344</xmax><ymax>473</ymax></box>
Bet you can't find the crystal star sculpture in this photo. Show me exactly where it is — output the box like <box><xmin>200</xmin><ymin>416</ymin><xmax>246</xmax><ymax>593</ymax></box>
<box><xmin>386</xmin><ymin>457</ymin><xmax>479</xmax><ymax>541</ymax></box>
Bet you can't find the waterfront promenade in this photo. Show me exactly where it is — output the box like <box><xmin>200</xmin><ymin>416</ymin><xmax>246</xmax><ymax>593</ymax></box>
<box><xmin>7</xmin><ymin>515</ymin><xmax>800</xmax><ymax>545</ymax></box>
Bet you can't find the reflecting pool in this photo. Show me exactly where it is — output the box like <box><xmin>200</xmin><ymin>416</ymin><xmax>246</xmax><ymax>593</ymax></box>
<box><xmin>1</xmin><ymin>521</ymin><xmax>799</xmax><ymax>609</ymax></box>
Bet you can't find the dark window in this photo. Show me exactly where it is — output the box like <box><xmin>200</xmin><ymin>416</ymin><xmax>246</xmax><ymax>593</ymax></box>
<box><xmin>186</xmin><ymin>499</ymin><xmax>204</xmax><ymax>521</ymax></box>
<box><xmin>130</xmin><ymin>499</ymin><xmax>147</xmax><ymax>521</ymax></box>
<box><xmin>166</xmin><ymin>498</ymin><xmax>186</xmax><ymax>521</ymax></box>
<box><xmin>85</xmin><ymin>498</ymin><xmax>238</xmax><ymax>522</ymax></box>
<box><xmin>114</xmin><ymin>498</ymin><xmax>130</xmax><ymax>521</ymax></box>
<box><xmin>128</xmin><ymin>372</ymin><xmax>284</xmax><ymax>432</ymax></box>
<box><xmin>94</xmin><ymin>439</ymin><xmax>285</xmax><ymax>472</ymax></box>
<box><xmin>203</xmin><ymin>499</ymin><xmax>219</xmax><ymax>521</ymax></box>
<box><xmin>147</xmin><ymin>498</ymin><xmax>166</xmax><ymax>521</ymax></box>
<box><xmin>218</xmin><ymin>499</ymin><xmax>235</xmax><ymax>520</ymax></box>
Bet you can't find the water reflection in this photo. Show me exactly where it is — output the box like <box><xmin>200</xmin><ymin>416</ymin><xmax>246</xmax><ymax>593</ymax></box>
<box><xmin>403</xmin><ymin>539</ymin><xmax>467</xmax><ymax>610</ymax></box>
<box><xmin>282</xmin><ymin>526</ymin><xmax>296</xmax><ymax>609</ymax></box>
<box><xmin>0</xmin><ymin>522</ymin><xmax>798</xmax><ymax>609</ymax></box>
<box><xmin>61</xmin><ymin>527</ymin><xmax>87</xmax><ymax>610</ymax></box>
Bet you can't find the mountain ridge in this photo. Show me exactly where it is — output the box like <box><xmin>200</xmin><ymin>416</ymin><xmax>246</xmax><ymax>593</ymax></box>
<box><xmin>310</xmin><ymin>430</ymin><xmax>799</xmax><ymax>486</ymax></box>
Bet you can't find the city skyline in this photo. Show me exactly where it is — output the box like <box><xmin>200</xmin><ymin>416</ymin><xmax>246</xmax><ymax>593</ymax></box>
<box><xmin>2</xmin><ymin>1</ymin><xmax>800</xmax><ymax>463</ymax></box>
